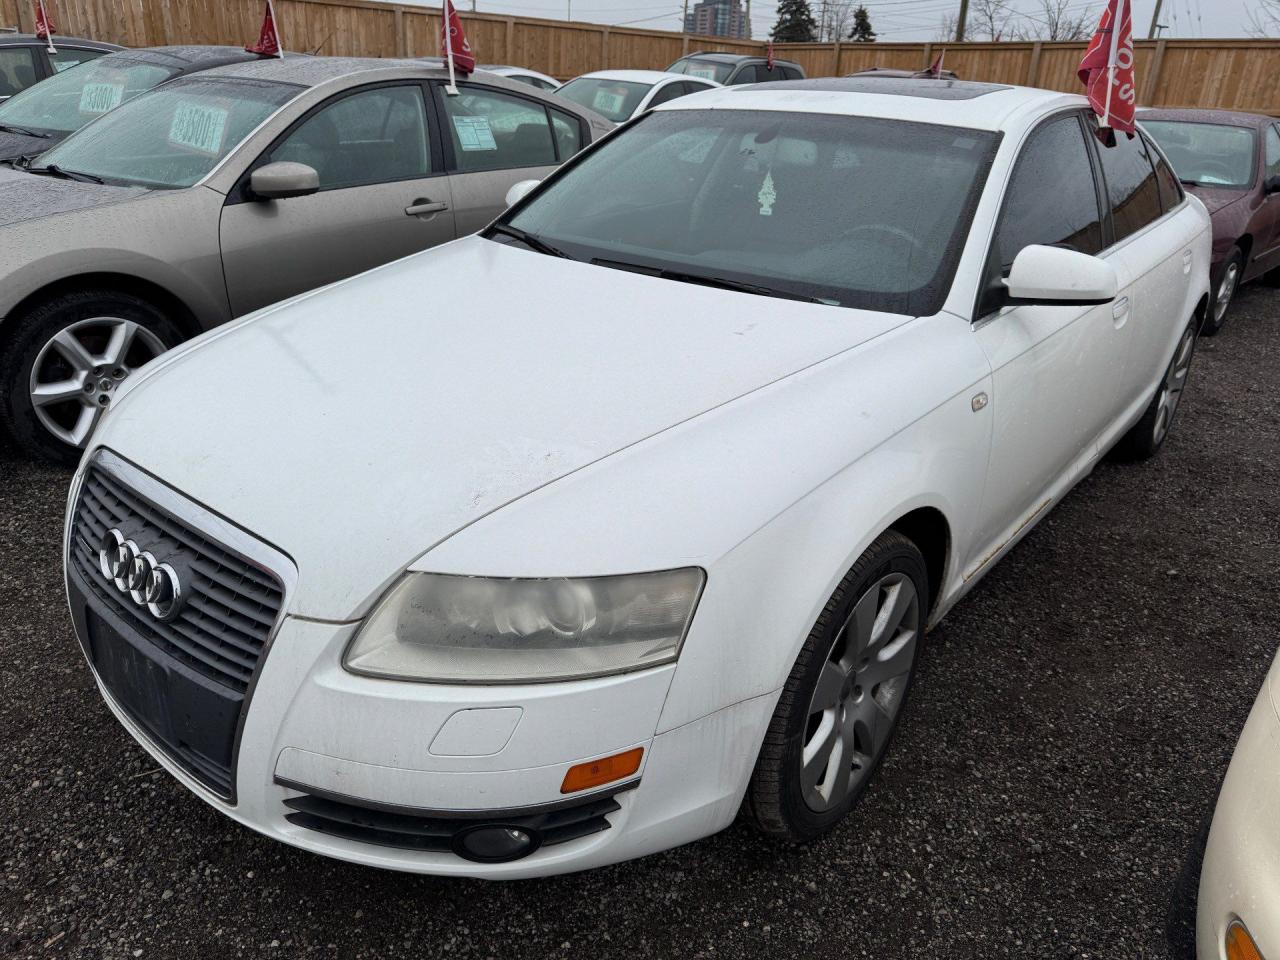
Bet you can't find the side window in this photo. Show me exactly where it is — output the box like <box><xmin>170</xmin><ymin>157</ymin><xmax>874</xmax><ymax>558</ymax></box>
<box><xmin>1095</xmin><ymin>127</ymin><xmax>1164</xmax><ymax>242</ymax></box>
<box><xmin>47</xmin><ymin>47</ymin><xmax>108</xmax><ymax>74</ymax></box>
<box><xmin>441</xmin><ymin>85</ymin><xmax>556</xmax><ymax>173</ymax></box>
<box><xmin>725</xmin><ymin>66</ymin><xmax>757</xmax><ymax>86</ymax></box>
<box><xmin>781</xmin><ymin>66</ymin><xmax>803</xmax><ymax>81</ymax></box>
<box><xmin>0</xmin><ymin>47</ymin><xmax>38</xmax><ymax>99</ymax></box>
<box><xmin>270</xmin><ymin>85</ymin><xmax>431</xmax><ymax>191</ymax></box>
<box><xmin>1266</xmin><ymin>125</ymin><xmax>1280</xmax><ymax>180</ymax></box>
<box><xmin>647</xmin><ymin>82</ymin><xmax>687</xmax><ymax>108</ymax></box>
<box><xmin>1144</xmin><ymin>132</ymin><xmax>1184</xmax><ymax>212</ymax></box>
<box><xmin>684</xmin><ymin>81</ymin><xmax>714</xmax><ymax>95</ymax></box>
<box><xmin>549</xmin><ymin>108</ymin><xmax>583</xmax><ymax>160</ymax></box>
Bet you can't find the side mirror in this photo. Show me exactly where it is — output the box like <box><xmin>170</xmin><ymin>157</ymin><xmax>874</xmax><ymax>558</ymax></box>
<box><xmin>1004</xmin><ymin>245</ymin><xmax>1118</xmax><ymax>307</ymax></box>
<box><xmin>250</xmin><ymin>161</ymin><xmax>319</xmax><ymax>201</ymax></box>
<box><xmin>505</xmin><ymin>179</ymin><xmax>540</xmax><ymax>208</ymax></box>
<box><xmin>1264</xmin><ymin>174</ymin><xmax>1280</xmax><ymax>195</ymax></box>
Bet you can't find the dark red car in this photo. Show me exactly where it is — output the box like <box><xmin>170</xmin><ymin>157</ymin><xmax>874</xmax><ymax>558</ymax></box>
<box><xmin>1141</xmin><ymin>108</ymin><xmax>1280</xmax><ymax>333</ymax></box>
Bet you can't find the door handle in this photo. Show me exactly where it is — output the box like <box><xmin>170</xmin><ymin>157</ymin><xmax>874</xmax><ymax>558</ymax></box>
<box><xmin>1182</xmin><ymin>250</ymin><xmax>1193</xmax><ymax>274</ymax></box>
<box><xmin>406</xmin><ymin>199</ymin><xmax>448</xmax><ymax>217</ymax></box>
<box><xmin>1112</xmin><ymin>296</ymin><xmax>1131</xmax><ymax>325</ymax></box>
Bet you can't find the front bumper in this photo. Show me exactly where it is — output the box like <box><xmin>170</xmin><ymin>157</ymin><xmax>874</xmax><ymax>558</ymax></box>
<box><xmin>70</xmin><ymin>572</ymin><xmax>771</xmax><ymax>877</ymax></box>
<box><xmin>1197</xmin><ymin>653</ymin><xmax>1280</xmax><ymax>959</ymax></box>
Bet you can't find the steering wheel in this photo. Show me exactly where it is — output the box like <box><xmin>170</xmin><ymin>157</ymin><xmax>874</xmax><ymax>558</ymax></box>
<box><xmin>837</xmin><ymin>223</ymin><xmax>927</xmax><ymax>261</ymax></box>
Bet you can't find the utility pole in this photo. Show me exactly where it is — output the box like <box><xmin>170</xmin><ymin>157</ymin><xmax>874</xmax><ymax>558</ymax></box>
<box><xmin>745</xmin><ymin>0</ymin><xmax>751</xmax><ymax>40</ymax></box>
<box><xmin>682</xmin><ymin>0</ymin><xmax>689</xmax><ymax>33</ymax></box>
<box><xmin>956</xmin><ymin>0</ymin><xmax>969</xmax><ymax>41</ymax></box>
<box><xmin>1147</xmin><ymin>0</ymin><xmax>1164</xmax><ymax>38</ymax></box>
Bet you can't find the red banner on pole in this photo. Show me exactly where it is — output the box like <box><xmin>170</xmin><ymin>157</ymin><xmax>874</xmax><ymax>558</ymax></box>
<box><xmin>441</xmin><ymin>0</ymin><xmax>476</xmax><ymax>76</ymax></box>
<box><xmin>33</xmin><ymin>1</ymin><xmax>55</xmax><ymax>44</ymax></box>
<box><xmin>246</xmin><ymin>0</ymin><xmax>283</xmax><ymax>58</ymax></box>
<box><xmin>1078</xmin><ymin>0</ymin><xmax>1136</xmax><ymax>143</ymax></box>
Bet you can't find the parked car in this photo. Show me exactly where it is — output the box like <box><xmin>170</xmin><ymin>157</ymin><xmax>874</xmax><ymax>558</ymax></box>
<box><xmin>0</xmin><ymin>31</ymin><xmax>120</xmax><ymax>102</ymax></box>
<box><xmin>666</xmin><ymin>50</ymin><xmax>805</xmax><ymax>84</ymax></box>
<box><xmin>0</xmin><ymin>46</ymin><xmax>264</xmax><ymax>163</ymax></box>
<box><xmin>481</xmin><ymin>64</ymin><xmax>560</xmax><ymax>90</ymax></box>
<box><xmin>64</xmin><ymin>77</ymin><xmax>1209</xmax><ymax>877</ymax></box>
<box><xmin>849</xmin><ymin>66</ymin><xmax>960</xmax><ymax>81</ymax></box>
<box><xmin>556</xmin><ymin>69</ymin><xmax>718</xmax><ymax>124</ymax></box>
<box><xmin>1196</xmin><ymin>648</ymin><xmax>1280</xmax><ymax>960</ymax></box>
<box><xmin>1141</xmin><ymin>108</ymin><xmax>1280</xmax><ymax>333</ymax></box>
<box><xmin>0</xmin><ymin>57</ymin><xmax>610</xmax><ymax>461</ymax></box>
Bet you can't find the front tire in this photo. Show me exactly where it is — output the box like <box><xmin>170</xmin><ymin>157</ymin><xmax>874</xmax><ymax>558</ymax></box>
<box><xmin>1202</xmin><ymin>247</ymin><xmax>1242</xmax><ymax>336</ymax></box>
<box><xmin>0</xmin><ymin>289</ymin><xmax>180</xmax><ymax>465</ymax></box>
<box><xmin>744</xmin><ymin>530</ymin><xmax>928</xmax><ymax>841</ymax></box>
<box><xmin>1110</xmin><ymin>318</ymin><xmax>1198</xmax><ymax>462</ymax></box>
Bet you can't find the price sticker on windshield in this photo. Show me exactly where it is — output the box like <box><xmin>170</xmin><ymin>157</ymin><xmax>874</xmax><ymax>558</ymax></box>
<box><xmin>592</xmin><ymin>89</ymin><xmax>627</xmax><ymax>115</ymax></box>
<box><xmin>168</xmin><ymin>101</ymin><xmax>230</xmax><ymax>156</ymax></box>
<box><xmin>79</xmin><ymin>82</ymin><xmax>125</xmax><ymax>115</ymax></box>
<box><xmin>688</xmin><ymin>67</ymin><xmax>718</xmax><ymax>81</ymax></box>
<box><xmin>452</xmin><ymin>115</ymin><xmax>497</xmax><ymax>151</ymax></box>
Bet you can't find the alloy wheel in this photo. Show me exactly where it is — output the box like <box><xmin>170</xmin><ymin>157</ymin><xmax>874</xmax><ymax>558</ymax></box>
<box><xmin>801</xmin><ymin>571</ymin><xmax>920</xmax><ymax>813</ymax></box>
<box><xmin>1152</xmin><ymin>326</ymin><xmax>1196</xmax><ymax>447</ymax></box>
<box><xmin>28</xmin><ymin>317</ymin><xmax>167</xmax><ymax>448</ymax></box>
<box><xmin>1213</xmin><ymin>262</ymin><xmax>1240</xmax><ymax>325</ymax></box>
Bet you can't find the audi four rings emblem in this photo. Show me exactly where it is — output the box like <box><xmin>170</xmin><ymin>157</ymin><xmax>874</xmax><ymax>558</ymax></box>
<box><xmin>97</xmin><ymin>528</ymin><xmax>184</xmax><ymax>621</ymax></box>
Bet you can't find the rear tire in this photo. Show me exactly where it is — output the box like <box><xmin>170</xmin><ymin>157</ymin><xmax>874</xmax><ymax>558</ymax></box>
<box><xmin>743</xmin><ymin>530</ymin><xmax>928</xmax><ymax>841</ymax></box>
<box><xmin>1110</xmin><ymin>318</ymin><xmax>1198</xmax><ymax>463</ymax></box>
<box><xmin>0</xmin><ymin>289</ymin><xmax>181</xmax><ymax>465</ymax></box>
<box><xmin>1202</xmin><ymin>247</ymin><xmax>1242</xmax><ymax>336</ymax></box>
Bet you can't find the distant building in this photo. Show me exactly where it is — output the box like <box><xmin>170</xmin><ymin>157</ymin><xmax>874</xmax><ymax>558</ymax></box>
<box><xmin>684</xmin><ymin>0</ymin><xmax>750</xmax><ymax>39</ymax></box>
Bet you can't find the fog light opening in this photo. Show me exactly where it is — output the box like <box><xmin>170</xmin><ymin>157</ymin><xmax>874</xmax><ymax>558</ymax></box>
<box><xmin>452</xmin><ymin>824</ymin><xmax>542</xmax><ymax>863</ymax></box>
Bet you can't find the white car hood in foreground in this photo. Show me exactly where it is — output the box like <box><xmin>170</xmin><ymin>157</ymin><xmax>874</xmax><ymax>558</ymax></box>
<box><xmin>97</xmin><ymin>237</ymin><xmax>906</xmax><ymax>619</ymax></box>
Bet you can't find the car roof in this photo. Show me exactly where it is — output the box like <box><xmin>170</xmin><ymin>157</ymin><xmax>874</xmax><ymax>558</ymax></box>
<box><xmin>95</xmin><ymin>45</ymin><xmax>268</xmax><ymax>73</ymax></box>
<box><xmin>572</xmin><ymin>69</ymin><xmax>689</xmax><ymax>84</ymax></box>
<box><xmin>1139</xmin><ymin>107</ymin><xmax>1276</xmax><ymax>129</ymax></box>
<box><xmin>0</xmin><ymin>33</ymin><xmax>121</xmax><ymax>51</ymax></box>
<box><xmin>657</xmin><ymin>77</ymin><xmax>1084</xmax><ymax>132</ymax></box>
<box><xmin>678</xmin><ymin>51</ymin><xmax>801</xmax><ymax>66</ymax></box>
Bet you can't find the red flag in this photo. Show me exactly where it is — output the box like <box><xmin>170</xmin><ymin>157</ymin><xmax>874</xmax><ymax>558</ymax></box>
<box><xmin>1078</xmin><ymin>0</ymin><xmax>1136</xmax><ymax>143</ymax></box>
<box><xmin>927</xmin><ymin>51</ymin><xmax>945</xmax><ymax>77</ymax></box>
<box><xmin>246</xmin><ymin>0</ymin><xmax>283</xmax><ymax>58</ymax></box>
<box><xmin>440</xmin><ymin>0</ymin><xmax>476</xmax><ymax>76</ymax></box>
<box><xmin>766</xmin><ymin>41</ymin><xmax>775</xmax><ymax>71</ymax></box>
<box><xmin>33</xmin><ymin>0</ymin><xmax>55</xmax><ymax>43</ymax></box>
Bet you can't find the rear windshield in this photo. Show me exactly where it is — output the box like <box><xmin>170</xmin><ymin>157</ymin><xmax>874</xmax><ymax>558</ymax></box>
<box><xmin>556</xmin><ymin>77</ymin><xmax>649</xmax><ymax>123</ymax></box>
<box><xmin>1141</xmin><ymin>120</ymin><xmax>1257</xmax><ymax>189</ymax></box>
<box><xmin>667</xmin><ymin>58</ymin><xmax>735</xmax><ymax>84</ymax></box>
<box><xmin>0</xmin><ymin>55</ymin><xmax>177</xmax><ymax>135</ymax></box>
<box><xmin>506</xmin><ymin>109</ymin><xmax>1000</xmax><ymax>315</ymax></box>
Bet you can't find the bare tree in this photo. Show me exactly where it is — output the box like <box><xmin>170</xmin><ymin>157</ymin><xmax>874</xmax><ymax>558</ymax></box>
<box><xmin>967</xmin><ymin>0</ymin><xmax>1019</xmax><ymax>41</ymax></box>
<box><xmin>936</xmin><ymin>11</ymin><xmax>959</xmax><ymax>41</ymax></box>
<box><xmin>814</xmin><ymin>0</ymin><xmax>857</xmax><ymax>42</ymax></box>
<box><xmin>1027</xmin><ymin>0</ymin><xmax>1098</xmax><ymax>41</ymax></box>
<box><xmin>1247</xmin><ymin>0</ymin><xmax>1280</xmax><ymax>37</ymax></box>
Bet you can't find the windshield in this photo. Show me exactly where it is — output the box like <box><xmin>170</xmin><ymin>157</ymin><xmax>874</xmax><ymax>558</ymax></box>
<box><xmin>503</xmin><ymin>110</ymin><xmax>999</xmax><ymax>315</ymax></box>
<box><xmin>668</xmin><ymin>58</ymin><xmax>734</xmax><ymax>84</ymax></box>
<box><xmin>0</xmin><ymin>55</ymin><xmax>177</xmax><ymax>137</ymax></box>
<box><xmin>35</xmin><ymin>76</ymin><xmax>301</xmax><ymax>189</ymax></box>
<box><xmin>556</xmin><ymin>78</ymin><xmax>649</xmax><ymax>123</ymax></box>
<box><xmin>1141</xmin><ymin>120</ymin><xmax>1257</xmax><ymax>189</ymax></box>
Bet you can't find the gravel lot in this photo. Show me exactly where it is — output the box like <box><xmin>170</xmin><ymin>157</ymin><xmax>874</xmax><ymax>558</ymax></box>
<box><xmin>2</xmin><ymin>286</ymin><xmax>1277</xmax><ymax>960</ymax></box>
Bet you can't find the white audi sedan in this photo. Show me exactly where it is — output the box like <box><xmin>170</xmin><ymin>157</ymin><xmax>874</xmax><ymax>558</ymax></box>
<box><xmin>65</xmin><ymin>78</ymin><xmax>1210</xmax><ymax>877</ymax></box>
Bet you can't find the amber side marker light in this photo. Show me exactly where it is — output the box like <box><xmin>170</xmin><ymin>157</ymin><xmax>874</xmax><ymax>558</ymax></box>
<box><xmin>561</xmin><ymin>747</ymin><xmax>643</xmax><ymax>794</ymax></box>
<box><xmin>1227</xmin><ymin>922</ymin><xmax>1264</xmax><ymax>960</ymax></box>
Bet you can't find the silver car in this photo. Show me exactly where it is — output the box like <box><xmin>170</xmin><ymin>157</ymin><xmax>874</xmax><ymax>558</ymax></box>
<box><xmin>0</xmin><ymin>56</ymin><xmax>611</xmax><ymax>462</ymax></box>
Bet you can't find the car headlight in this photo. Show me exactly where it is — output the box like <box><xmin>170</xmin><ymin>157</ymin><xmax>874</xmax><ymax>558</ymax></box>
<box><xmin>343</xmin><ymin>569</ymin><xmax>705</xmax><ymax>684</ymax></box>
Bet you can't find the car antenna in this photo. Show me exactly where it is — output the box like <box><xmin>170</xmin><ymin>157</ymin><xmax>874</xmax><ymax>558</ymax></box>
<box><xmin>309</xmin><ymin>30</ymin><xmax>334</xmax><ymax>56</ymax></box>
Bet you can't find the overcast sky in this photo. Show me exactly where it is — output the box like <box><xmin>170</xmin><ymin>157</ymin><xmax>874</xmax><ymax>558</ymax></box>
<box><xmin>414</xmin><ymin>0</ymin><xmax>1257</xmax><ymax>41</ymax></box>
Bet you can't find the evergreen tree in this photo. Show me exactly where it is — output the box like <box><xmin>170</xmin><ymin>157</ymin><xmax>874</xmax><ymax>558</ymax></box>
<box><xmin>848</xmin><ymin>5</ymin><xmax>876</xmax><ymax>42</ymax></box>
<box><xmin>771</xmin><ymin>0</ymin><xmax>818</xmax><ymax>43</ymax></box>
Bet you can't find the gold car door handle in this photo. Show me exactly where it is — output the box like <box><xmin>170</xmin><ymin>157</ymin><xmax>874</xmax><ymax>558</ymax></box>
<box><xmin>406</xmin><ymin>199</ymin><xmax>448</xmax><ymax>217</ymax></box>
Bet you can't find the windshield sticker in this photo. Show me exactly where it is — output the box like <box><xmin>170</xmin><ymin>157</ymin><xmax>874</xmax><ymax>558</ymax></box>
<box><xmin>79</xmin><ymin>82</ymin><xmax>125</xmax><ymax>115</ymax></box>
<box><xmin>591</xmin><ymin>88</ymin><xmax>627</xmax><ymax>115</ymax></box>
<box><xmin>688</xmin><ymin>67</ymin><xmax>718</xmax><ymax>81</ymax></box>
<box><xmin>168</xmin><ymin>102</ymin><xmax>230</xmax><ymax>156</ymax></box>
<box><xmin>452</xmin><ymin>115</ymin><xmax>497</xmax><ymax>151</ymax></box>
<box><xmin>757</xmin><ymin>169</ymin><xmax>776</xmax><ymax>216</ymax></box>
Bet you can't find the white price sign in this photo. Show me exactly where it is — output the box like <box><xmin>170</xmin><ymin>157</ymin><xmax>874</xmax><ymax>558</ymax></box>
<box><xmin>452</xmin><ymin>115</ymin><xmax>497</xmax><ymax>151</ymax></box>
<box><xmin>168</xmin><ymin>102</ymin><xmax>230</xmax><ymax>156</ymax></box>
<box><xmin>79</xmin><ymin>82</ymin><xmax>125</xmax><ymax>115</ymax></box>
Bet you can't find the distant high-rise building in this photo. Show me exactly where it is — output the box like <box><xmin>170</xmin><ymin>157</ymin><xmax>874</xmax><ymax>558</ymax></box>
<box><xmin>684</xmin><ymin>0</ymin><xmax>750</xmax><ymax>39</ymax></box>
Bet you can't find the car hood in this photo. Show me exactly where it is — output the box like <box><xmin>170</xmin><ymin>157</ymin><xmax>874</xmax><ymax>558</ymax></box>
<box><xmin>0</xmin><ymin>164</ymin><xmax>147</xmax><ymax>228</ymax></box>
<box><xmin>98</xmin><ymin>236</ymin><xmax>907</xmax><ymax>619</ymax></box>
<box><xmin>1189</xmin><ymin>184</ymin><xmax>1248</xmax><ymax>216</ymax></box>
<box><xmin>0</xmin><ymin>128</ymin><xmax>63</xmax><ymax>162</ymax></box>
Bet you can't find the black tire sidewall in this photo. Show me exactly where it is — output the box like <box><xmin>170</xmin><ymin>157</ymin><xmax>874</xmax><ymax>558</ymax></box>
<box><xmin>0</xmin><ymin>290</ymin><xmax>182</xmax><ymax>465</ymax></box>
<box><xmin>752</xmin><ymin>532</ymin><xmax>929</xmax><ymax>841</ymax></box>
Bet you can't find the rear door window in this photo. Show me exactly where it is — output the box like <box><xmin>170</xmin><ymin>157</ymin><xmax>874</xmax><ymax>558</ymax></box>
<box><xmin>47</xmin><ymin>47</ymin><xmax>108</xmax><ymax>74</ymax></box>
<box><xmin>1094</xmin><ymin>126</ymin><xmax>1164</xmax><ymax>243</ymax></box>
<box><xmin>441</xmin><ymin>84</ymin><xmax>557</xmax><ymax>172</ymax></box>
<box><xmin>647</xmin><ymin>82</ymin><xmax>688</xmax><ymax>108</ymax></box>
<box><xmin>1266</xmin><ymin>125</ymin><xmax>1280</xmax><ymax>181</ymax></box>
<box><xmin>0</xmin><ymin>47</ymin><xmax>39</xmax><ymax>99</ymax></box>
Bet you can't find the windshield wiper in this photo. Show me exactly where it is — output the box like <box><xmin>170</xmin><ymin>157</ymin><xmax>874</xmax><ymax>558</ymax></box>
<box><xmin>28</xmin><ymin>163</ymin><xmax>104</xmax><ymax>184</ymax></box>
<box><xmin>487</xmin><ymin>223</ymin><xmax>569</xmax><ymax>259</ymax></box>
<box><xmin>593</xmin><ymin>258</ymin><xmax>826</xmax><ymax>304</ymax></box>
<box><xmin>0</xmin><ymin>123</ymin><xmax>51</xmax><ymax>138</ymax></box>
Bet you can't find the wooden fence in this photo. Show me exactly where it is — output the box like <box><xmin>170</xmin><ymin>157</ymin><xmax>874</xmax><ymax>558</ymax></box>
<box><xmin>2</xmin><ymin>0</ymin><xmax>1278</xmax><ymax>114</ymax></box>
